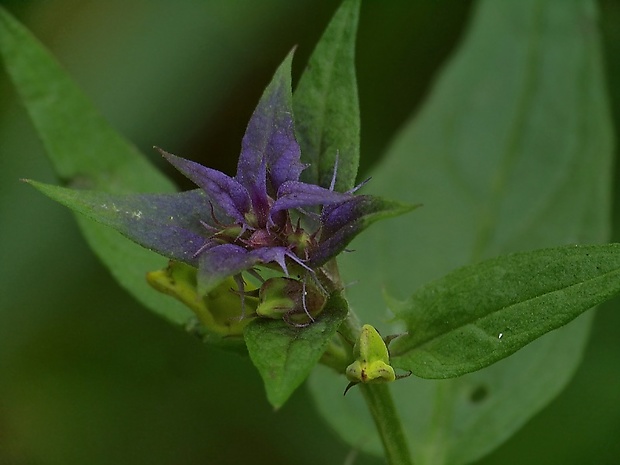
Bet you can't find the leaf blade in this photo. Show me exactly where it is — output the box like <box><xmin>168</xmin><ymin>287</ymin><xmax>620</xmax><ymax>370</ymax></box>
<box><xmin>0</xmin><ymin>7</ymin><xmax>173</xmax><ymax>193</ymax></box>
<box><xmin>244</xmin><ymin>293</ymin><xmax>348</xmax><ymax>409</ymax></box>
<box><xmin>0</xmin><ymin>7</ymin><xmax>192</xmax><ymax>325</ymax></box>
<box><xmin>24</xmin><ymin>181</ymin><xmax>214</xmax><ymax>264</ymax></box>
<box><xmin>310</xmin><ymin>195</ymin><xmax>419</xmax><ymax>267</ymax></box>
<box><xmin>391</xmin><ymin>244</ymin><xmax>620</xmax><ymax>378</ymax></box>
<box><xmin>294</xmin><ymin>0</ymin><xmax>360</xmax><ymax>192</ymax></box>
<box><xmin>309</xmin><ymin>0</ymin><xmax>614</xmax><ymax>463</ymax></box>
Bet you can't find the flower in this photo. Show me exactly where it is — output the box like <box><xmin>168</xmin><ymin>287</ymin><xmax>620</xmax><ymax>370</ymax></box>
<box><xmin>153</xmin><ymin>115</ymin><xmax>354</xmax><ymax>293</ymax></box>
<box><xmin>146</xmin><ymin>52</ymin><xmax>365</xmax><ymax>294</ymax></box>
<box><xmin>28</xmin><ymin>52</ymin><xmax>415</xmax><ymax>302</ymax></box>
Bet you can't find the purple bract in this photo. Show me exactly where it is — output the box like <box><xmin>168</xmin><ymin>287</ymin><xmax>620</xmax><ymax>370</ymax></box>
<box><xmin>35</xmin><ymin>53</ymin><xmax>414</xmax><ymax>296</ymax></box>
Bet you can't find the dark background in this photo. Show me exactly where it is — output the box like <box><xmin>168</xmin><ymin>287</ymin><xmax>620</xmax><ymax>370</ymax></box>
<box><xmin>1</xmin><ymin>1</ymin><xmax>619</xmax><ymax>464</ymax></box>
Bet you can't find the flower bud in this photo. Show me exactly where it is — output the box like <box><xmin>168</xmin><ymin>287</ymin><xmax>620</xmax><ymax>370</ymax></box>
<box><xmin>286</xmin><ymin>227</ymin><xmax>313</xmax><ymax>257</ymax></box>
<box><xmin>256</xmin><ymin>277</ymin><xmax>326</xmax><ymax>325</ymax></box>
<box><xmin>346</xmin><ymin>324</ymin><xmax>396</xmax><ymax>384</ymax></box>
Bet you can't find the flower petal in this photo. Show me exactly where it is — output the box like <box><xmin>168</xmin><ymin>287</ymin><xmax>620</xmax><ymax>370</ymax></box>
<box><xmin>236</xmin><ymin>52</ymin><xmax>304</xmax><ymax>223</ymax></box>
<box><xmin>158</xmin><ymin>148</ymin><xmax>251</xmax><ymax>223</ymax></box>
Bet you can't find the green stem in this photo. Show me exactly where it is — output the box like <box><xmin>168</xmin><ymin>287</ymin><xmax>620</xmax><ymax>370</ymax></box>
<box><xmin>338</xmin><ymin>306</ymin><xmax>362</xmax><ymax>346</ymax></box>
<box><xmin>319</xmin><ymin>289</ymin><xmax>362</xmax><ymax>373</ymax></box>
<box><xmin>321</xmin><ymin>261</ymin><xmax>413</xmax><ymax>464</ymax></box>
<box><xmin>360</xmin><ymin>383</ymin><xmax>414</xmax><ymax>465</ymax></box>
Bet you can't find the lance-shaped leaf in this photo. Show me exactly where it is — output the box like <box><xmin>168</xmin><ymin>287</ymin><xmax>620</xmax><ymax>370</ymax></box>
<box><xmin>24</xmin><ymin>181</ymin><xmax>213</xmax><ymax>263</ymax></box>
<box><xmin>237</xmin><ymin>50</ymin><xmax>303</xmax><ymax>224</ymax></box>
<box><xmin>294</xmin><ymin>0</ymin><xmax>360</xmax><ymax>192</ymax></box>
<box><xmin>244</xmin><ymin>293</ymin><xmax>348</xmax><ymax>409</ymax></box>
<box><xmin>0</xmin><ymin>7</ymin><xmax>172</xmax><ymax>193</ymax></box>
<box><xmin>309</xmin><ymin>0</ymin><xmax>614</xmax><ymax>463</ymax></box>
<box><xmin>389</xmin><ymin>244</ymin><xmax>620</xmax><ymax>378</ymax></box>
<box><xmin>159</xmin><ymin>148</ymin><xmax>250</xmax><ymax>223</ymax></box>
<box><xmin>0</xmin><ymin>8</ymin><xmax>192</xmax><ymax>325</ymax></box>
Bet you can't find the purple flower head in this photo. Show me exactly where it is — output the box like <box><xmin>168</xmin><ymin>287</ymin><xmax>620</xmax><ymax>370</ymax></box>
<box><xmin>31</xmin><ymin>52</ymin><xmax>415</xmax><ymax>298</ymax></box>
<box><xmin>159</xmin><ymin>145</ymin><xmax>355</xmax><ymax>292</ymax></box>
<box><xmin>143</xmin><ymin>54</ymin><xmax>365</xmax><ymax>294</ymax></box>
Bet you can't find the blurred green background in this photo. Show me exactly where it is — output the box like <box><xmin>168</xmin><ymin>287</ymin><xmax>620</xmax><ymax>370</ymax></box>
<box><xmin>1</xmin><ymin>1</ymin><xmax>619</xmax><ymax>464</ymax></box>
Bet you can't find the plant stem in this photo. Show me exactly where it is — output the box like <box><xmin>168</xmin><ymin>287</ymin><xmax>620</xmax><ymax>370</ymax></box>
<box><xmin>360</xmin><ymin>383</ymin><xmax>414</xmax><ymax>465</ymax></box>
<box><xmin>323</xmin><ymin>265</ymin><xmax>413</xmax><ymax>464</ymax></box>
<box><xmin>338</xmin><ymin>305</ymin><xmax>362</xmax><ymax>346</ymax></box>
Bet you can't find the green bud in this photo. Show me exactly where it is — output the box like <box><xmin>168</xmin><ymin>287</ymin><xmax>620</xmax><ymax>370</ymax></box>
<box><xmin>256</xmin><ymin>277</ymin><xmax>326</xmax><ymax>325</ymax></box>
<box><xmin>256</xmin><ymin>277</ymin><xmax>295</xmax><ymax>318</ymax></box>
<box><xmin>287</xmin><ymin>227</ymin><xmax>313</xmax><ymax>256</ymax></box>
<box><xmin>346</xmin><ymin>324</ymin><xmax>396</xmax><ymax>384</ymax></box>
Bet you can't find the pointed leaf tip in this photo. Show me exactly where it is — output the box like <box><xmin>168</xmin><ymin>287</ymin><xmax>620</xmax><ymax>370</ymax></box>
<box><xmin>309</xmin><ymin>196</ymin><xmax>419</xmax><ymax>267</ymax></box>
<box><xmin>238</xmin><ymin>50</ymin><xmax>304</xmax><ymax>205</ymax></box>
<box><xmin>26</xmin><ymin>180</ymin><xmax>214</xmax><ymax>265</ymax></box>
<box><xmin>294</xmin><ymin>0</ymin><xmax>361</xmax><ymax>192</ymax></box>
<box><xmin>157</xmin><ymin>147</ymin><xmax>251</xmax><ymax>223</ymax></box>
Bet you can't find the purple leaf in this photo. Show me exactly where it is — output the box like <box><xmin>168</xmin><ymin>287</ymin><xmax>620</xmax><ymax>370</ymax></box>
<box><xmin>27</xmin><ymin>181</ymin><xmax>213</xmax><ymax>264</ymax></box>
<box><xmin>197</xmin><ymin>244</ymin><xmax>293</xmax><ymax>293</ymax></box>
<box><xmin>158</xmin><ymin>148</ymin><xmax>250</xmax><ymax>223</ymax></box>
<box><xmin>271</xmin><ymin>181</ymin><xmax>353</xmax><ymax>217</ymax></box>
<box><xmin>308</xmin><ymin>195</ymin><xmax>418</xmax><ymax>267</ymax></box>
<box><xmin>237</xmin><ymin>51</ymin><xmax>304</xmax><ymax>223</ymax></box>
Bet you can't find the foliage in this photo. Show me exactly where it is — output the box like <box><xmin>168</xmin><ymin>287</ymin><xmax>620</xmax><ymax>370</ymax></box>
<box><xmin>1</xmin><ymin>0</ymin><xmax>617</xmax><ymax>464</ymax></box>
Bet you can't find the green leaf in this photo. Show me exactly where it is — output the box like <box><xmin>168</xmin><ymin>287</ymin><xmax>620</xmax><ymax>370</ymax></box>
<box><xmin>23</xmin><ymin>180</ymin><xmax>215</xmax><ymax>262</ymax></box>
<box><xmin>0</xmin><ymin>8</ymin><xmax>172</xmax><ymax>193</ymax></box>
<box><xmin>310</xmin><ymin>0</ymin><xmax>614</xmax><ymax>463</ymax></box>
<box><xmin>390</xmin><ymin>244</ymin><xmax>620</xmax><ymax>378</ymax></box>
<box><xmin>244</xmin><ymin>293</ymin><xmax>348</xmax><ymax>409</ymax></box>
<box><xmin>294</xmin><ymin>0</ymin><xmax>360</xmax><ymax>192</ymax></box>
<box><xmin>0</xmin><ymin>7</ymin><xmax>193</xmax><ymax>325</ymax></box>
